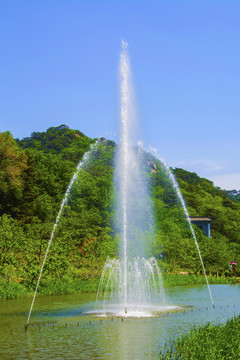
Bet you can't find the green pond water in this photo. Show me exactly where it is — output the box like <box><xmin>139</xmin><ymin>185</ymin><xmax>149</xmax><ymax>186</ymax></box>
<box><xmin>1</xmin><ymin>284</ymin><xmax>240</xmax><ymax>359</ymax></box>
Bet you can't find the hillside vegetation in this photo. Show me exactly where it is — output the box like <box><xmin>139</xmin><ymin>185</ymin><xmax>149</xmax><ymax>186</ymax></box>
<box><xmin>0</xmin><ymin>125</ymin><xmax>240</xmax><ymax>295</ymax></box>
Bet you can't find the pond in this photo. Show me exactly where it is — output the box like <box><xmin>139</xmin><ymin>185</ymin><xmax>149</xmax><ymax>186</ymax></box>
<box><xmin>1</xmin><ymin>284</ymin><xmax>240</xmax><ymax>359</ymax></box>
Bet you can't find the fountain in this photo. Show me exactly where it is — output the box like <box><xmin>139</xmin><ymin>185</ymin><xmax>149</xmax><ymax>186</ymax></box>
<box><xmin>93</xmin><ymin>40</ymin><xmax>214</xmax><ymax>316</ymax></box>
<box><xmin>26</xmin><ymin>40</ymin><xmax>214</xmax><ymax>327</ymax></box>
<box><xmin>93</xmin><ymin>41</ymin><xmax>180</xmax><ymax>317</ymax></box>
<box><xmin>94</xmin><ymin>257</ymin><xmax>175</xmax><ymax>317</ymax></box>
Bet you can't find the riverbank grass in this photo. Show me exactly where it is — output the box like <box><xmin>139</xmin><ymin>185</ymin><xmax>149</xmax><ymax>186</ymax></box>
<box><xmin>38</xmin><ymin>277</ymin><xmax>100</xmax><ymax>296</ymax></box>
<box><xmin>0</xmin><ymin>274</ymin><xmax>238</xmax><ymax>299</ymax></box>
<box><xmin>0</xmin><ymin>281</ymin><xmax>29</xmax><ymax>299</ymax></box>
<box><xmin>162</xmin><ymin>273</ymin><xmax>238</xmax><ymax>287</ymax></box>
<box><xmin>160</xmin><ymin>315</ymin><xmax>240</xmax><ymax>359</ymax></box>
<box><xmin>0</xmin><ymin>277</ymin><xmax>100</xmax><ymax>299</ymax></box>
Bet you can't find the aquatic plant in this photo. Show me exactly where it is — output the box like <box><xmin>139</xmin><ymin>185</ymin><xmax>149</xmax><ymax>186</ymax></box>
<box><xmin>160</xmin><ymin>315</ymin><xmax>240</xmax><ymax>359</ymax></box>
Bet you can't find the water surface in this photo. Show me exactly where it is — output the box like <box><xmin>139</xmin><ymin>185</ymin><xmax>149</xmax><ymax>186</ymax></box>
<box><xmin>1</xmin><ymin>284</ymin><xmax>240</xmax><ymax>359</ymax></box>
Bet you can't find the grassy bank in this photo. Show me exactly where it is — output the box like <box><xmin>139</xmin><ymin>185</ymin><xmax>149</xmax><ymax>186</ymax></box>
<box><xmin>38</xmin><ymin>277</ymin><xmax>100</xmax><ymax>296</ymax></box>
<box><xmin>162</xmin><ymin>273</ymin><xmax>238</xmax><ymax>287</ymax></box>
<box><xmin>0</xmin><ymin>274</ymin><xmax>238</xmax><ymax>300</ymax></box>
<box><xmin>0</xmin><ymin>277</ymin><xmax>100</xmax><ymax>300</ymax></box>
<box><xmin>160</xmin><ymin>315</ymin><xmax>240</xmax><ymax>359</ymax></box>
<box><xmin>0</xmin><ymin>281</ymin><xmax>30</xmax><ymax>299</ymax></box>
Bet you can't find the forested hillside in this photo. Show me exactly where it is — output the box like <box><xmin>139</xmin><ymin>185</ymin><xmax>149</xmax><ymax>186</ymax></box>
<box><xmin>0</xmin><ymin>125</ymin><xmax>240</xmax><ymax>293</ymax></box>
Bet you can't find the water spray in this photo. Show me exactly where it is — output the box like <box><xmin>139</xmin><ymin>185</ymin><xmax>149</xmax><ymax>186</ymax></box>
<box><xmin>25</xmin><ymin>141</ymin><xmax>100</xmax><ymax>328</ymax></box>
<box><xmin>150</xmin><ymin>147</ymin><xmax>215</xmax><ymax>309</ymax></box>
<box><xmin>119</xmin><ymin>37</ymin><xmax>130</xmax><ymax>315</ymax></box>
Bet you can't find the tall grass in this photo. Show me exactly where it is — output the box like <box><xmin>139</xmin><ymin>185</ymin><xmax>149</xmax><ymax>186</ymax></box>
<box><xmin>37</xmin><ymin>277</ymin><xmax>100</xmax><ymax>295</ymax></box>
<box><xmin>0</xmin><ymin>277</ymin><xmax>100</xmax><ymax>299</ymax></box>
<box><xmin>160</xmin><ymin>315</ymin><xmax>240</xmax><ymax>359</ymax></box>
<box><xmin>0</xmin><ymin>280</ymin><xmax>30</xmax><ymax>299</ymax></box>
<box><xmin>163</xmin><ymin>274</ymin><xmax>237</xmax><ymax>287</ymax></box>
<box><xmin>0</xmin><ymin>274</ymin><xmax>237</xmax><ymax>299</ymax></box>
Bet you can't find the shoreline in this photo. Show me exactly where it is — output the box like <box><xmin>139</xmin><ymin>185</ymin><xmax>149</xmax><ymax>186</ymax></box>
<box><xmin>0</xmin><ymin>274</ymin><xmax>238</xmax><ymax>300</ymax></box>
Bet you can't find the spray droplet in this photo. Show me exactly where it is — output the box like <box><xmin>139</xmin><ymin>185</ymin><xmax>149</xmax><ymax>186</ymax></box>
<box><xmin>121</xmin><ymin>39</ymin><xmax>128</xmax><ymax>49</ymax></box>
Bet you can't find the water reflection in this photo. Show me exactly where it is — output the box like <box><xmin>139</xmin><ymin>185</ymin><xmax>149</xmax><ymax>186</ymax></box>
<box><xmin>1</xmin><ymin>285</ymin><xmax>240</xmax><ymax>359</ymax></box>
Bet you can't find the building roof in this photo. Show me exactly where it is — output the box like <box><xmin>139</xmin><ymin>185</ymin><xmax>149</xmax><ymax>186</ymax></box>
<box><xmin>190</xmin><ymin>217</ymin><xmax>213</xmax><ymax>222</ymax></box>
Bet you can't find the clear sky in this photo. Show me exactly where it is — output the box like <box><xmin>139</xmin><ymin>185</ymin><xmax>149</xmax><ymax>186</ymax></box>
<box><xmin>1</xmin><ymin>1</ymin><xmax>240</xmax><ymax>190</ymax></box>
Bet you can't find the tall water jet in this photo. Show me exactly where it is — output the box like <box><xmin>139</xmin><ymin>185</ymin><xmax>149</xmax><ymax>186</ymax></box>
<box><xmin>118</xmin><ymin>40</ymin><xmax>155</xmax><ymax>314</ymax></box>
<box><xmin>119</xmin><ymin>40</ymin><xmax>129</xmax><ymax>313</ymax></box>
<box><xmin>95</xmin><ymin>41</ymin><xmax>214</xmax><ymax>315</ymax></box>
<box><xmin>94</xmin><ymin>41</ymin><xmax>168</xmax><ymax>317</ymax></box>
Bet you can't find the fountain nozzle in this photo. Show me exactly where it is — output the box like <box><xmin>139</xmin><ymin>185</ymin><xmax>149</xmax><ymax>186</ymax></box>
<box><xmin>125</xmin><ymin>306</ymin><xmax>127</xmax><ymax>314</ymax></box>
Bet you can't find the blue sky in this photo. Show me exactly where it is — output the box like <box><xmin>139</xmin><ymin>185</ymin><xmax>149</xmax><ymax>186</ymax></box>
<box><xmin>1</xmin><ymin>1</ymin><xmax>240</xmax><ymax>190</ymax></box>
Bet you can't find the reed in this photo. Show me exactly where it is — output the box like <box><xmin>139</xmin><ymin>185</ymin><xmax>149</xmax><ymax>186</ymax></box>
<box><xmin>160</xmin><ymin>315</ymin><xmax>240</xmax><ymax>359</ymax></box>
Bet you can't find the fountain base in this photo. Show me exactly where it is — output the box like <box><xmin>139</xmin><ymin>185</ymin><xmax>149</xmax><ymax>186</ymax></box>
<box><xmin>87</xmin><ymin>304</ymin><xmax>184</xmax><ymax>318</ymax></box>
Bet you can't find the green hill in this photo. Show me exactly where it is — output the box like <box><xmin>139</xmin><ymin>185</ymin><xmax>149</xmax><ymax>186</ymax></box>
<box><xmin>0</xmin><ymin>125</ymin><xmax>239</xmax><ymax>294</ymax></box>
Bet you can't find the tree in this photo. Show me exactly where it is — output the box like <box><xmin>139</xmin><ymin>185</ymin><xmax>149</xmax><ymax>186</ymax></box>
<box><xmin>0</xmin><ymin>132</ymin><xmax>27</xmax><ymax>217</ymax></box>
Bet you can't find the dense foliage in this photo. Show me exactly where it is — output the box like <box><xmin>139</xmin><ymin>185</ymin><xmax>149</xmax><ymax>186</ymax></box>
<box><xmin>0</xmin><ymin>125</ymin><xmax>240</xmax><ymax>295</ymax></box>
<box><xmin>171</xmin><ymin>168</ymin><xmax>240</xmax><ymax>274</ymax></box>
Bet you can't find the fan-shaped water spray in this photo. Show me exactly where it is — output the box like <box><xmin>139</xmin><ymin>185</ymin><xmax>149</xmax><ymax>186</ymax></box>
<box><xmin>150</xmin><ymin>147</ymin><xmax>215</xmax><ymax>308</ymax></box>
<box><xmin>93</xmin><ymin>257</ymin><xmax>173</xmax><ymax>317</ymax></box>
<box><xmin>26</xmin><ymin>141</ymin><xmax>100</xmax><ymax>327</ymax></box>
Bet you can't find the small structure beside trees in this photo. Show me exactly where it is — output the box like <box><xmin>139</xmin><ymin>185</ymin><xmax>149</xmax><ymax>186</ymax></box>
<box><xmin>190</xmin><ymin>217</ymin><xmax>213</xmax><ymax>237</ymax></box>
